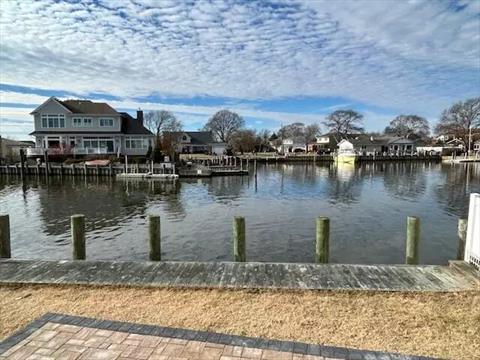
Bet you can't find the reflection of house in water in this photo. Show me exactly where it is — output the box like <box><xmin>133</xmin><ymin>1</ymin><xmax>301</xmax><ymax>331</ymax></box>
<box><xmin>327</xmin><ymin>163</ymin><xmax>363</xmax><ymax>204</ymax></box>
<box><xmin>35</xmin><ymin>178</ymin><xmax>186</xmax><ymax>235</ymax></box>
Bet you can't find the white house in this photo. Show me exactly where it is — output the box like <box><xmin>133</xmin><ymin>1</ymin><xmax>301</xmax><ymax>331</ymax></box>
<box><xmin>27</xmin><ymin>97</ymin><xmax>154</xmax><ymax>157</ymax></box>
<box><xmin>278</xmin><ymin>137</ymin><xmax>307</xmax><ymax>153</ymax></box>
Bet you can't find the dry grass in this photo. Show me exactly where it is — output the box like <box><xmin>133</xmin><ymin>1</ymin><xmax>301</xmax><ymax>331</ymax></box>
<box><xmin>0</xmin><ymin>285</ymin><xmax>479</xmax><ymax>359</ymax></box>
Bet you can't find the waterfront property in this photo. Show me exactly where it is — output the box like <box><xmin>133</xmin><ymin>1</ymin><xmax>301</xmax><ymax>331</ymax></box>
<box><xmin>0</xmin><ymin>137</ymin><xmax>35</xmax><ymax>164</ymax></box>
<box><xmin>168</xmin><ymin>131</ymin><xmax>227</xmax><ymax>155</ymax></box>
<box><xmin>337</xmin><ymin>135</ymin><xmax>417</xmax><ymax>155</ymax></box>
<box><xmin>27</xmin><ymin>97</ymin><xmax>154</xmax><ymax>158</ymax></box>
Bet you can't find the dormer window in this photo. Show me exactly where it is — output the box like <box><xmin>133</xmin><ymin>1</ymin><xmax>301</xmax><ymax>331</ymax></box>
<box><xmin>182</xmin><ymin>135</ymin><xmax>187</xmax><ymax>141</ymax></box>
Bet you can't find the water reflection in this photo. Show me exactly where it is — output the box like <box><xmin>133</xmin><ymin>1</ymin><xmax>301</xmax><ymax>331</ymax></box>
<box><xmin>0</xmin><ymin>161</ymin><xmax>479</xmax><ymax>264</ymax></box>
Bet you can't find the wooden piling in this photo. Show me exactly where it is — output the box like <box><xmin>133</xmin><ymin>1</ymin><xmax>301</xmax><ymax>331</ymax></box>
<box><xmin>0</xmin><ymin>214</ymin><xmax>11</xmax><ymax>258</ymax></box>
<box><xmin>405</xmin><ymin>216</ymin><xmax>420</xmax><ymax>265</ymax></box>
<box><xmin>457</xmin><ymin>218</ymin><xmax>468</xmax><ymax>260</ymax></box>
<box><xmin>315</xmin><ymin>217</ymin><xmax>329</xmax><ymax>263</ymax></box>
<box><xmin>71</xmin><ymin>214</ymin><xmax>86</xmax><ymax>260</ymax></box>
<box><xmin>254</xmin><ymin>159</ymin><xmax>257</xmax><ymax>178</ymax></box>
<box><xmin>148</xmin><ymin>215</ymin><xmax>161</xmax><ymax>261</ymax></box>
<box><xmin>43</xmin><ymin>150</ymin><xmax>49</xmax><ymax>176</ymax></box>
<box><xmin>233</xmin><ymin>216</ymin><xmax>246</xmax><ymax>262</ymax></box>
<box><xmin>19</xmin><ymin>149</ymin><xmax>25</xmax><ymax>180</ymax></box>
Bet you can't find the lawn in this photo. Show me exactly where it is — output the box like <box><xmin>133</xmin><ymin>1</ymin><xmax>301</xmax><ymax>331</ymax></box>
<box><xmin>0</xmin><ymin>285</ymin><xmax>478</xmax><ymax>359</ymax></box>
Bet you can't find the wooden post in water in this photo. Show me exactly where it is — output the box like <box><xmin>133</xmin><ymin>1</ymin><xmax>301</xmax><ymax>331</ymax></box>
<box><xmin>0</xmin><ymin>214</ymin><xmax>11</xmax><ymax>258</ymax></box>
<box><xmin>405</xmin><ymin>216</ymin><xmax>420</xmax><ymax>265</ymax></box>
<box><xmin>315</xmin><ymin>217</ymin><xmax>329</xmax><ymax>263</ymax></box>
<box><xmin>148</xmin><ymin>215</ymin><xmax>161</xmax><ymax>261</ymax></box>
<box><xmin>43</xmin><ymin>150</ymin><xmax>49</xmax><ymax>176</ymax></box>
<box><xmin>71</xmin><ymin>214</ymin><xmax>86</xmax><ymax>260</ymax></box>
<box><xmin>457</xmin><ymin>218</ymin><xmax>468</xmax><ymax>260</ymax></box>
<box><xmin>19</xmin><ymin>149</ymin><xmax>25</xmax><ymax>180</ymax></box>
<box><xmin>233</xmin><ymin>216</ymin><xmax>246</xmax><ymax>262</ymax></box>
<box><xmin>254</xmin><ymin>159</ymin><xmax>257</xmax><ymax>178</ymax></box>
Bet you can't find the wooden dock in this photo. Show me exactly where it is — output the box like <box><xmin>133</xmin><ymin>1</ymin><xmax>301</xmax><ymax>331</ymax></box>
<box><xmin>0</xmin><ymin>259</ymin><xmax>477</xmax><ymax>292</ymax></box>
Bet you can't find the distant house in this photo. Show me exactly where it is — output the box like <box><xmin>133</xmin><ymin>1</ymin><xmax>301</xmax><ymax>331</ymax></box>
<box><xmin>276</xmin><ymin>137</ymin><xmax>307</xmax><ymax>153</ymax></box>
<box><xmin>336</xmin><ymin>135</ymin><xmax>417</xmax><ymax>155</ymax></box>
<box><xmin>0</xmin><ymin>137</ymin><xmax>35</xmax><ymax>164</ymax></box>
<box><xmin>27</xmin><ymin>97</ymin><xmax>154</xmax><ymax>157</ymax></box>
<box><xmin>168</xmin><ymin>131</ymin><xmax>226</xmax><ymax>155</ymax></box>
<box><xmin>307</xmin><ymin>133</ymin><xmax>341</xmax><ymax>153</ymax></box>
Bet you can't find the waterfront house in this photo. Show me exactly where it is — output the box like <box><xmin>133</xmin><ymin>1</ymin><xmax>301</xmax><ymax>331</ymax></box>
<box><xmin>27</xmin><ymin>97</ymin><xmax>154</xmax><ymax>157</ymax></box>
<box><xmin>168</xmin><ymin>131</ymin><xmax>226</xmax><ymax>155</ymax></box>
<box><xmin>278</xmin><ymin>137</ymin><xmax>307</xmax><ymax>153</ymax></box>
<box><xmin>337</xmin><ymin>135</ymin><xmax>417</xmax><ymax>155</ymax></box>
<box><xmin>307</xmin><ymin>133</ymin><xmax>341</xmax><ymax>153</ymax></box>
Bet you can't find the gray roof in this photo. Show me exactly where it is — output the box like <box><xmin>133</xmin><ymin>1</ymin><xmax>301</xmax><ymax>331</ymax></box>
<box><xmin>119</xmin><ymin>113</ymin><xmax>154</xmax><ymax>135</ymax></box>
<box><xmin>60</xmin><ymin>100</ymin><xmax>119</xmax><ymax>115</ymax></box>
<box><xmin>171</xmin><ymin>131</ymin><xmax>215</xmax><ymax>145</ymax></box>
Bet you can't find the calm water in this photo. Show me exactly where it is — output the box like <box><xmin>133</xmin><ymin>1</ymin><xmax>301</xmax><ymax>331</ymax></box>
<box><xmin>1</xmin><ymin>162</ymin><xmax>479</xmax><ymax>265</ymax></box>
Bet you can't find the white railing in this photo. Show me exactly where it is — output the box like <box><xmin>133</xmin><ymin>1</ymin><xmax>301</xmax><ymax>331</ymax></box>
<box><xmin>26</xmin><ymin>147</ymin><xmax>111</xmax><ymax>156</ymax></box>
<box><xmin>465</xmin><ymin>193</ymin><xmax>480</xmax><ymax>270</ymax></box>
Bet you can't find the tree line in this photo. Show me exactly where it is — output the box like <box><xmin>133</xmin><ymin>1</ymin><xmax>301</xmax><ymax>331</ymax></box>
<box><xmin>144</xmin><ymin>96</ymin><xmax>480</xmax><ymax>156</ymax></box>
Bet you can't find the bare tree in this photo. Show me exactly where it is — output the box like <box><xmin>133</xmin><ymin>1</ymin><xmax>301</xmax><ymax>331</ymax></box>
<box><xmin>144</xmin><ymin>110</ymin><xmax>183</xmax><ymax>160</ymax></box>
<box><xmin>145</xmin><ymin>110</ymin><xmax>183</xmax><ymax>145</ymax></box>
<box><xmin>384</xmin><ymin>115</ymin><xmax>430</xmax><ymax>139</ymax></box>
<box><xmin>323</xmin><ymin>110</ymin><xmax>364</xmax><ymax>138</ymax></box>
<box><xmin>435</xmin><ymin>97</ymin><xmax>480</xmax><ymax>151</ymax></box>
<box><xmin>203</xmin><ymin>110</ymin><xmax>244</xmax><ymax>143</ymax></box>
<box><xmin>230</xmin><ymin>129</ymin><xmax>259</xmax><ymax>154</ymax></box>
<box><xmin>278</xmin><ymin>122</ymin><xmax>305</xmax><ymax>139</ymax></box>
<box><xmin>257</xmin><ymin>129</ymin><xmax>272</xmax><ymax>152</ymax></box>
<box><xmin>304</xmin><ymin>124</ymin><xmax>321</xmax><ymax>151</ymax></box>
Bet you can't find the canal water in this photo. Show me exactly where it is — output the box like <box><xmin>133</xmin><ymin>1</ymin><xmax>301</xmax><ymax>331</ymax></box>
<box><xmin>1</xmin><ymin>162</ymin><xmax>479</xmax><ymax>265</ymax></box>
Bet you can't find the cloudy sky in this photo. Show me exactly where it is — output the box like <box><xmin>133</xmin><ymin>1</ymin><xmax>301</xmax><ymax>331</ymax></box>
<box><xmin>0</xmin><ymin>0</ymin><xmax>479</xmax><ymax>139</ymax></box>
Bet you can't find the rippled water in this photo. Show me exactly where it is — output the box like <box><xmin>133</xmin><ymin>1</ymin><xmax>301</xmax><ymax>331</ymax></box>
<box><xmin>1</xmin><ymin>162</ymin><xmax>479</xmax><ymax>265</ymax></box>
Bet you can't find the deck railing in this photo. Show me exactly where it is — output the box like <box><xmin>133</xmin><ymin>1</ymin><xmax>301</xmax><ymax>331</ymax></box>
<box><xmin>465</xmin><ymin>193</ymin><xmax>480</xmax><ymax>270</ymax></box>
<box><xmin>26</xmin><ymin>147</ymin><xmax>112</xmax><ymax>156</ymax></box>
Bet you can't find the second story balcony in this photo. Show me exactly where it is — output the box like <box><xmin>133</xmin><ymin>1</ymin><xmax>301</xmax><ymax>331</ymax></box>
<box><xmin>26</xmin><ymin>147</ymin><xmax>114</xmax><ymax>157</ymax></box>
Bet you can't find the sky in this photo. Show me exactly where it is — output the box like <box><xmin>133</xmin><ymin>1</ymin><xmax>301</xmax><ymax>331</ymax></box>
<box><xmin>0</xmin><ymin>0</ymin><xmax>479</xmax><ymax>140</ymax></box>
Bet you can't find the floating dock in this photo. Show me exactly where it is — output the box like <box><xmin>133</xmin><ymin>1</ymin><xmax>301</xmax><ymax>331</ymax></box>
<box><xmin>116</xmin><ymin>173</ymin><xmax>178</xmax><ymax>180</ymax></box>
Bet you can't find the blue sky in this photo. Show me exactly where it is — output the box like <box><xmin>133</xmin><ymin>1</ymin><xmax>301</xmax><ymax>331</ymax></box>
<box><xmin>0</xmin><ymin>0</ymin><xmax>479</xmax><ymax>139</ymax></box>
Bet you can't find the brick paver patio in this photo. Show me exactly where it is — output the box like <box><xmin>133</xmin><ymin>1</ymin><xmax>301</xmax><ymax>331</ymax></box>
<box><xmin>0</xmin><ymin>314</ymin><xmax>435</xmax><ymax>360</ymax></box>
<box><xmin>0</xmin><ymin>322</ymin><xmax>322</xmax><ymax>359</ymax></box>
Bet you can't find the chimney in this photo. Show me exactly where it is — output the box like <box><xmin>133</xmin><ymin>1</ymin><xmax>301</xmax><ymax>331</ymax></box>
<box><xmin>137</xmin><ymin>109</ymin><xmax>144</xmax><ymax>126</ymax></box>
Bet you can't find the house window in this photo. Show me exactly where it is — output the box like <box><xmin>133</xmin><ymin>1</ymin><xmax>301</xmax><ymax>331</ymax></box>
<box><xmin>83</xmin><ymin>137</ymin><xmax>114</xmax><ymax>152</ymax></box>
<box><xmin>41</xmin><ymin>114</ymin><xmax>65</xmax><ymax>128</ymax></box>
<box><xmin>83</xmin><ymin>118</ymin><xmax>92</xmax><ymax>127</ymax></box>
<box><xmin>73</xmin><ymin>118</ymin><xmax>82</xmax><ymax>127</ymax></box>
<box><xmin>99</xmin><ymin>118</ymin><xmax>114</xmax><ymax>127</ymax></box>
<box><xmin>125</xmin><ymin>137</ymin><xmax>150</xmax><ymax>149</ymax></box>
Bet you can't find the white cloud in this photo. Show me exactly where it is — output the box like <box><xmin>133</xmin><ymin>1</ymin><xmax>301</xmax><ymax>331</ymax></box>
<box><xmin>0</xmin><ymin>0</ymin><xmax>477</xmax><ymax>119</ymax></box>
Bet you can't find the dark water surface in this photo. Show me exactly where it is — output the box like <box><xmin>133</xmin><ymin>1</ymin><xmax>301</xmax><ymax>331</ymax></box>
<box><xmin>1</xmin><ymin>162</ymin><xmax>479</xmax><ymax>265</ymax></box>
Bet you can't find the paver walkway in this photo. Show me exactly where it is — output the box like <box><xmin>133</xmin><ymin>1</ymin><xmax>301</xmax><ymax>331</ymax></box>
<box><xmin>0</xmin><ymin>259</ymin><xmax>478</xmax><ymax>292</ymax></box>
<box><xmin>0</xmin><ymin>313</ymin><xmax>435</xmax><ymax>359</ymax></box>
